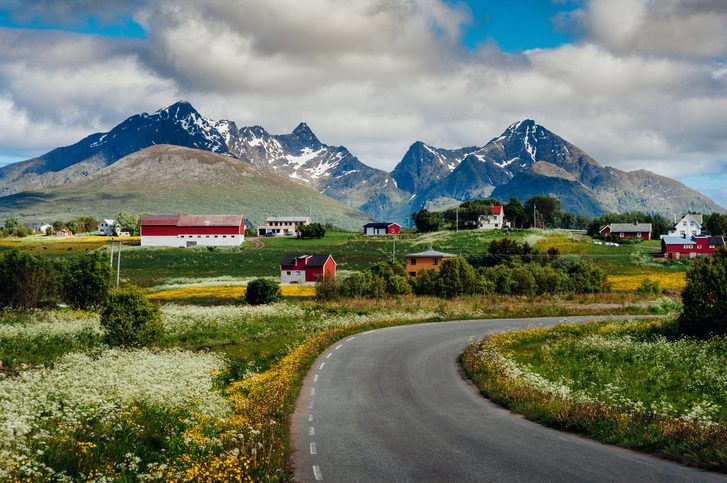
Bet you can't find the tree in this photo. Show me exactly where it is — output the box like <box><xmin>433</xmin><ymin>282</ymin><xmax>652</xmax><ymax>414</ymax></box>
<box><xmin>64</xmin><ymin>252</ymin><xmax>112</xmax><ymax>310</ymax></box>
<box><xmin>412</xmin><ymin>209</ymin><xmax>442</xmax><ymax>233</ymax></box>
<box><xmin>101</xmin><ymin>288</ymin><xmax>164</xmax><ymax>347</ymax></box>
<box><xmin>3</xmin><ymin>217</ymin><xmax>21</xmax><ymax>231</ymax></box>
<box><xmin>679</xmin><ymin>248</ymin><xmax>727</xmax><ymax>337</ymax></box>
<box><xmin>437</xmin><ymin>257</ymin><xmax>481</xmax><ymax>298</ymax></box>
<box><xmin>0</xmin><ymin>249</ymin><xmax>60</xmax><ymax>308</ymax></box>
<box><xmin>115</xmin><ymin>212</ymin><xmax>144</xmax><ymax>236</ymax></box>
<box><xmin>704</xmin><ymin>213</ymin><xmax>727</xmax><ymax>236</ymax></box>
<box><xmin>524</xmin><ymin>196</ymin><xmax>562</xmax><ymax>228</ymax></box>
<box><xmin>246</xmin><ymin>278</ymin><xmax>281</xmax><ymax>305</ymax></box>
<box><xmin>504</xmin><ymin>197</ymin><xmax>525</xmax><ymax>228</ymax></box>
<box><xmin>298</xmin><ymin>222</ymin><xmax>326</xmax><ymax>239</ymax></box>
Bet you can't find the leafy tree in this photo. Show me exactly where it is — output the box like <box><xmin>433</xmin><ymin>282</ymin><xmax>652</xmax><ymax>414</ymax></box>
<box><xmin>567</xmin><ymin>260</ymin><xmax>609</xmax><ymax>294</ymax></box>
<box><xmin>437</xmin><ymin>257</ymin><xmax>482</xmax><ymax>298</ymax></box>
<box><xmin>524</xmin><ymin>195</ymin><xmax>562</xmax><ymax>228</ymax></box>
<box><xmin>679</xmin><ymin>248</ymin><xmax>727</xmax><ymax>337</ymax></box>
<box><xmin>412</xmin><ymin>209</ymin><xmax>442</xmax><ymax>233</ymax></box>
<box><xmin>115</xmin><ymin>212</ymin><xmax>145</xmax><ymax>236</ymax></box>
<box><xmin>587</xmin><ymin>211</ymin><xmax>670</xmax><ymax>239</ymax></box>
<box><xmin>704</xmin><ymin>212</ymin><xmax>727</xmax><ymax>235</ymax></box>
<box><xmin>443</xmin><ymin>199</ymin><xmax>501</xmax><ymax>230</ymax></box>
<box><xmin>0</xmin><ymin>249</ymin><xmax>60</xmax><ymax>308</ymax></box>
<box><xmin>468</xmin><ymin>238</ymin><xmax>542</xmax><ymax>267</ymax></box>
<box><xmin>504</xmin><ymin>197</ymin><xmax>525</xmax><ymax>228</ymax></box>
<box><xmin>101</xmin><ymin>288</ymin><xmax>164</xmax><ymax>347</ymax></box>
<box><xmin>245</xmin><ymin>278</ymin><xmax>281</xmax><ymax>305</ymax></box>
<box><xmin>413</xmin><ymin>269</ymin><xmax>442</xmax><ymax>296</ymax></box>
<box><xmin>64</xmin><ymin>252</ymin><xmax>112</xmax><ymax>310</ymax></box>
<box><xmin>298</xmin><ymin>222</ymin><xmax>326</xmax><ymax>239</ymax></box>
<box><xmin>4</xmin><ymin>217</ymin><xmax>21</xmax><ymax>231</ymax></box>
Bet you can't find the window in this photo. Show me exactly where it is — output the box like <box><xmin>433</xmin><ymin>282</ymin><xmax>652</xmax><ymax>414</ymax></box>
<box><xmin>287</xmin><ymin>271</ymin><xmax>291</xmax><ymax>275</ymax></box>
<box><xmin>697</xmin><ymin>245</ymin><xmax>702</xmax><ymax>249</ymax></box>
<box><xmin>408</xmin><ymin>272</ymin><xmax>416</xmax><ymax>276</ymax></box>
<box><xmin>214</xmin><ymin>235</ymin><xmax>218</xmax><ymax>238</ymax></box>
<box><xmin>636</xmin><ymin>232</ymin><xmax>641</xmax><ymax>237</ymax></box>
<box><xmin>684</xmin><ymin>244</ymin><xmax>693</xmax><ymax>249</ymax></box>
<box><xmin>709</xmin><ymin>245</ymin><xmax>715</xmax><ymax>249</ymax></box>
<box><xmin>222</xmin><ymin>235</ymin><xmax>226</xmax><ymax>238</ymax></box>
<box><xmin>683</xmin><ymin>221</ymin><xmax>687</xmax><ymax>225</ymax></box>
<box><xmin>619</xmin><ymin>233</ymin><xmax>624</xmax><ymax>237</ymax></box>
<box><xmin>410</xmin><ymin>258</ymin><xmax>416</xmax><ymax>265</ymax></box>
<box><xmin>433</xmin><ymin>258</ymin><xmax>439</xmax><ymax>266</ymax></box>
<box><xmin>206</xmin><ymin>235</ymin><xmax>210</xmax><ymax>238</ymax></box>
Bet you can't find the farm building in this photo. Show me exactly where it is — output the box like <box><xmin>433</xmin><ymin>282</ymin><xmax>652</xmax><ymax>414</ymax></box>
<box><xmin>667</xmin><ymin>213</ymin><xmax>702</xmax><ymax>237</ymax></box>
<box><xmin>599</xmin><ymin>222</ymin><xmax>652</xmax><ymax>241</ymax></box>
<box><xmin>33</xmin><ymin>223</ymin><xmax>52</xmax><ymax>235</ymax></box>
<box><xmin>280</xmin><ymin>254</ymin><xmax>336</xmax><ymax>284</ymax></box>
<box><xmin>97</xmin><ymin>219</ymin><xmax>118</xmax><ymax>236</ymax></box>
<box><xmin>140</xmin><ymin>215</ymin><xmax>245</xmax><ymax>247</ymax></box>
<box><xmin>477</xmin><ymin>205</ymin><xmax>505</xmax><ymax>230</ymax></box>
<box><xmin>363</xmin><ymin>222</ymin><xmax>401</xmax><ymax>236</ymax></box>
<box><xmin>405</xmin><ymin>248</ymin><xmax>456</xmax><ymax>276</ymax></box>
<box><xmin>55</xmin><ymin>229</ymin><xmax>72</xmax><ymax>237</ymax></box>
<box><xmin>258</xmin><ymin>217</ymin><xmax>310</xmax><ymax>237</ymax></box>
<box><xmin>661</xmin><ymin>234</ymin><xmax>724</xmax><ymax>259</ymax></box>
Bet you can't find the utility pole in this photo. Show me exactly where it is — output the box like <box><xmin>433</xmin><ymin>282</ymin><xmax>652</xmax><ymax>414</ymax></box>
<box><xmin>456</xmin><ymin>207</ymin><xmax>459</xmax><ymax>233</ymax></box>
<box><xmin>116</xmin><ymin>242</ymin><xmax>122</xmax><ymax>288</ymax></box>
<box><xmin>392</xmin><ymin>237</ymin><xmax>396</xmax><ymax>264</ymax></box>
<box><xmin>109</xmin><ymin>242</ymin><xmax>115</xmax><ymax>268</ymax></box>
<box><xmin>533</xmin><ymin>204</ymin><xmax>537</xmax><ymax>229</ymax></box>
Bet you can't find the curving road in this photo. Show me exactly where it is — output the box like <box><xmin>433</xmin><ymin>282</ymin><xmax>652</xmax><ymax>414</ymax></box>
<box><xmin>290</xmin><ymin>316</ymin><xmax>724</xmax><ymax>482</ymax></box>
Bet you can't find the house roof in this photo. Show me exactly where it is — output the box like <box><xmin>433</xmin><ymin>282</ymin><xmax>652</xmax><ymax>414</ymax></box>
<box><xmin>363</xmin><ymin>222</ymin><xmax>399</xmax><ymax>228</ymax></box>
<box><xmin>141</xmin><ymin>215</ymin><xmax>243</xmax><ymax>227</ymax></box>
<box><xmin>602</xmin><ymin>222</ymin><xmax>652</xmax><ymax>233</ymax></box>
<box><xmin>662</xmin><ymin>235</ymin><xmax>724</xmax><ymax>246</ymax></box>
<box><xmin>708</xmin><ymin>236</ymin><xmax>725</xmax><ymax>246</ymax></box>
<box><xmin>101</xmin><ymin>219</ymin><xmax>116</xmax><ymax>225</ymax></box>
<box><xmin>405</xmin><ymin>248</ymin><xmax>457</xmax><ymax>258</ymax></box>
<box><xmin>280</xmin><ymin>254</ymin><xmax>334</xmax><ymax>267</ymax></box>
<box><xmin>266</xmin><ymin>216</ymin><xmax>310</xmax><ymax>222</ymax></box>
<box><xmin>491</xmin><ymin>205</ymin><xmax>503</xmax><ymax>215</ymax></box>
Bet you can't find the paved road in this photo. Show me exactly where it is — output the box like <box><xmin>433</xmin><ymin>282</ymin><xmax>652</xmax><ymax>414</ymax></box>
<box><xmin>290</xmin><ymin>316</ymin><xmax>724</xmax><ymax>482</ymax></box>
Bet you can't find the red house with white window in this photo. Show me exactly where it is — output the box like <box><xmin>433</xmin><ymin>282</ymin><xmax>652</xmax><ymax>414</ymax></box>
<box><xmin>661</xmin><ymin>235</ymin><xmax>725</xmax><ymax>259</ymax></box>
<box><xmin>280</xmin><ymin>254</ymin><xmax>336</xmax><ymax>284</ymax></box>
<box><xmin>363</xmin><ymin>222</ymin><xmax>401</xmax><ymax>236</ymax></box>
<box><xmin>599</xmin><ymin>222</ymin><xmax>652</xmax><ymax>241</ymax></box>
<box><xmin>140</xmin><ymin>215</ymin><xmax>245</xmax><ymax>247</ymax></box>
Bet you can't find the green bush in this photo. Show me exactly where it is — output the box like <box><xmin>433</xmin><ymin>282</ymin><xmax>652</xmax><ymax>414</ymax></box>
<box><xmin>636</xmin><ymin>278</ymin><xmax>660</xmax><ymax>295</ymax></box>
<box><xmin>100</xmin><ymin>289</ymin><xmax>163</xmax><ymax>347</ymax></box>
<box><xmin>567</xmin><ymin>261</ymin><xmax>609</xmax><ymax>294</ymax></box>
<box><xmin>64</xmin><ymin>252</ymin><xmax>112</xmax><ymax>310</ymax></box>
<box><xmin>246</xmin><ymin>278</ymin><xmax>281</xmax><ymax>305</ymax></box>
<box><xmin>413</xmin><ymin>269</ymin><xmax>441</xmax><ymax>296</ymax></box>
<box><xmin>438</xmin><ymin>257</ymin><xmax>482</xmax><ymax>298</ymax></box>
<box><xmin>315</xmin><ymin>276</ymin><xmax>341</xmax><ymax>301</ymax></box>
<box><xmin>0</xmin><ymin>249</ymin><xmax>60</xmax><ymax>309</ymax></box>
<box><xmin>298</xmin><ymin>223</ymin><xmax>326</xmax><ymax>239</ymax></box>
<box><xmin>679</xmin><ymin>248</ymin><xmax>727</xmax><ymax>337</ymax></box>
<box><xmin>509</xmin><ymin>265</ymin><xmax>536</xmax><ymax>296</ymax></box>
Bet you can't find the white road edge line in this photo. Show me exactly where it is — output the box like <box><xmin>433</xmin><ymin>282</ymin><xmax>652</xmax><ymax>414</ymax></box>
<box><xmin>310</xmin><ymin>442</ymin><xmax>317</xmax><ymax>455</ymax></box>
<box><xmin>314</xmin><ymin>374</ymin><xmax>319</xmax><ymax>382</ymax></box>
<box><xmin>319</xmin><ymin>362</ymin><xmax>326</xmax><ymax>369</ymax></box>
<box><xmin>326</xmin><ymin>353</ymin><xmax>332</xmax><ymax>359</ymax></box>
<box><xmin>335</xmin><ymin>344</ymin><xmax>342</xmax><ymax>350</ymax></box>
<box><xmin>313</xmin><ymin>465</ymin><xmax>323</xmax><ymax>480</ymax></box>
<box><xmin>308</xmin><ymin>400</ymin><xmax>314</xmax><ymax>409</ymax></box>
<box><xmin>311</xmin><ymin>387</ymin><xmax>316</xmax><ymax>396</ymax></box>
<box><xmin>309</xmin><ymin>426</ymin><xmax>315</xmax><ymax>436</ymax></box>
<box><xmin>346</xmin><ymin>336</ymin><xmax>355</xmax><ymax>342</ymax></box>
<box><xmin>308</xmin><ymin>414</ymin><xmax>313</xmax><ymax>422</ymax></box>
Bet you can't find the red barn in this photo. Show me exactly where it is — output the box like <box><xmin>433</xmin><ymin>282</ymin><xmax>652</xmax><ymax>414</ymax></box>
<box><xmin>140</xmin><ymin>215</ymin><xmax>245</xmax><ymax>247</ymax></box>
<box><xmin>661</xmin><ymin>235</ymin><xmax>725</xmax><ymax>259</ymax></box>
<box><xmin>599</xmin><ymin>222</ymin><xmax>652</xmax><ymax>241</ymax></box>
<box><xmin>363</xmin><ymin>222</ymin><xmax>401</xmax><ymax>236</ymax></box>
<box><xmin>280</xmin><ymin>254</ymin><xmax>336</xmax><ymax>284</ymax></box>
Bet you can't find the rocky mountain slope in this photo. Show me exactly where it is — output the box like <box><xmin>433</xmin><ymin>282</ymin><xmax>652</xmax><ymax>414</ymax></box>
<box><xmin>0</xmin><ymin>101</ymin><xmax>722</xmax><ymax>223</ymax></box>
<box><xmin>0</xmin><ymin>145</ymin><xmax>372</xmax><ymax>228</ymax></box>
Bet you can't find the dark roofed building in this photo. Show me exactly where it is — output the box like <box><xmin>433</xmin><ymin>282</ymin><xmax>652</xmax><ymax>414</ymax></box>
<box><xmin>599</xmin><ymin>222</ymin><xmax>652</xmax><ymax>241</ymax></box>
<box><xmin>363</xmin><ymin>222</ymin><xmax>401</xmax><ymax>236</ymax></box>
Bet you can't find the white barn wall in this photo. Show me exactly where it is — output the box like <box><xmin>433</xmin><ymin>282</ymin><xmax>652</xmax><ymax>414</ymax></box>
<box><xmin>140</xmin><ymin>234</ymin><xmax>244</xmax><ymax>247</ymax></box>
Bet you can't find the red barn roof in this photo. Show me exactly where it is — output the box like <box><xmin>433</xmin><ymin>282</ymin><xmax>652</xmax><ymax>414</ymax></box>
<box><xmin>141</xmin><ymin>215</ymin><xmax>243</xmax><ymax>227</ymax></box>
<box><xmin>491</xmin><ymin>205</ymin><xmax>502</xmax><ymax>215</ymax></box>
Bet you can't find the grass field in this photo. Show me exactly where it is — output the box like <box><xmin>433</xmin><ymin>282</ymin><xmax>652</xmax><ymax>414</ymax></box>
<box><xmin>461</xmin><ymin>318</ymin><xmax>727</xmax><ymax>471</ymax></box>
<box><xmin>0</xmin><ymin>234</ymin><xmax>139</xmax><ymax>255</ymax></box>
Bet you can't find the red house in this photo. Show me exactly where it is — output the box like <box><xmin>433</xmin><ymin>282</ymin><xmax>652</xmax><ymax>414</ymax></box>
<box><xmin>140</xmin><ymin>215</ymin><xmax>245</xmax><ymax>247</ymax></box>
<box><xmin>280</xmin><ymin>254</ymin><xmax>336</xmax><ymax>284</ymax></box>
<box><xmin>363</xmin><ymin>222</ymin><xmax>401</xmax><ymax>236</ymax></box>
<box><xmin>661</xmin><ymin>235</ymin><xmax>725</xmax><ymax>259</ymax></box>
<box><xmin>599</xmin><ymin>222</ymin><xmax>652</xmax><ymax>241</ymax></box>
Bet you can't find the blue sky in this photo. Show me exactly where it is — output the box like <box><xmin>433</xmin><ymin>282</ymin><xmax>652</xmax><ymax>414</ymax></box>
<box><xmin>0</xmin><ymin>0</ymin><xmax>726</xmax><ymax>209</ymax></box>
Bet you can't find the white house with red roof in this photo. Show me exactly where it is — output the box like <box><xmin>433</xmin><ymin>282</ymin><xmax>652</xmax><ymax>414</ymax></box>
<box><xmin>280</xmin><ymin>254</ymin><xmax>336</xmax><ymax>284</ymax></box>
<box><xmin>140</xmin><ymin>215</ymin><xmax>245</xmax><ymax>247</ymax></box>
<box><xmin>477</xmin><ymin>205</ymin><xmax>505</xmax><ymax>230</ymax></box>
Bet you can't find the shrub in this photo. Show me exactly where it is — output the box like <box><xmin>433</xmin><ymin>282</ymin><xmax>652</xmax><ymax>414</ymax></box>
<box><xmin>413</xmin><ymin>269</ymin><xmax>441</xmax><ymax>296</ymax></box>
<box><xmin>101</xmin><ymin>288</ymin><xmax>164</xmax><ymax>347</ymax></box>
<box><xmin>438</xmin><ymin>257</ymin><xmax>481</xmax><ymax>298</ymax></box>
<box><xmin>509</xmin><ymin>265</ymin><xmax>536</xmax><ymax>296</ymax></box>
<box><xmin>63</xmin><ymin>252</ymin><xmax>112</xmax><ymax>310</ymax></box>
<box><xmin>298</xmin><ymin>223</ymin><xmax>326</xmax><ymax>239</ymax></box>
<box><xmin>636</xmin><ymin>278</ymin><xmax>660</xmax><ymax>295</ymax></box>
<box><xmin>679</xmin><ymin>248</ymin><xmax>727</xmax><ymax>337</ymax></box>
<box><xmin>315</xmin><ymin>276</ymin><xmax>341</xmax><ymax>301</ymax></box>
<box><xmin>246</xmin><ymin>278</ymin><xmax>281</xmax><ymax>305</ymax></box>
<box><xmin>567</xmin><ymin>261</ymin><xmax>608</xmax><ymax>294</ymax></box>
<box><xmin>0</xmin><ymin>249</ymin><xmax>60</xmax><ymax>309</ymax></box>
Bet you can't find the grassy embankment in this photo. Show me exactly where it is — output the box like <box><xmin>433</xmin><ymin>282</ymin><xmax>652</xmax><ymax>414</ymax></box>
<box><xmin>461</xmin><ymin>317</ymin><xmax>726</xmax><ymax>471</ymax></box>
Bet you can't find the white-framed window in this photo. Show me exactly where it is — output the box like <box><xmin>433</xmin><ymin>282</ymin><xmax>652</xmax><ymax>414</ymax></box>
<box><xmin>697</xmin><ymin>245</ymin><xmax>702</xmax><ymax>249</ymax></box>
<box><xmin>636</xmin><ymin>232</ymin><xmax>641</xmax><ymax>237</ymax></box>
<box><xmin>684</xmin><ymin>244</ymin><xmax>693</xmax><ymax>249</ymax></box>
<box><xmin>709</xmin><ymin>245</ymin><xmax>715</xmax><ymax>249</ymax></box>
<box><xmin>619</xmin><ymin>232</ymin><xmax>624</xmax><ymax>237</ymax></box>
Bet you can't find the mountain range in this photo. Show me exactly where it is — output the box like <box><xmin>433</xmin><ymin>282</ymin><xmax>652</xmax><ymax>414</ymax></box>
<box><xmin>0</xmin><ymin>101</ymin><xmax>722</xmax><ymax>225</ymax></box>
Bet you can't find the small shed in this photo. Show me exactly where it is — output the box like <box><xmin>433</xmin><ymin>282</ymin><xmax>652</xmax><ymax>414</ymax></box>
<box><xmin>363</xmin><ymin>222</ymin><xmax>401</xmax><ymax>236</ymax></box>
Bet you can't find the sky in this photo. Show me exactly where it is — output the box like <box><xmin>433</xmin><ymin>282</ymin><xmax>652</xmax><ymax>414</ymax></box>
<box><xmin>0</xmin><ymin>0</ymin><xmax>726</xmax><ymax>207</ymax></box>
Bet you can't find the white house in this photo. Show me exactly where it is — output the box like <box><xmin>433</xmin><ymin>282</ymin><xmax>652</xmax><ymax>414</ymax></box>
<box><xmin>667</xmin><ymin>213</ymin><xmax>702</xmax><ymax>238</ymax></box>
<box><xmin>477</xmin><ymin>205</ymin><xmax>505</xmax><ymax>230</ymax></box>
<box><xmin>140</xmin><ymin>215</ymin><xmax>245</xmax><ymax>247</ymax></box>
<box><xmin>258</xmin><ymin>217</ymin><xmax>310</xmax><ymax>236</ymax></box>
<box><xmin>98</xmin><ymin>219</ymin><xmax>119</xmax><ymax>236</ymax></box>
<box><xmin>34</xmin><ymin>223</ymin><xmax>52</xmax><ymax>235</ymax></box>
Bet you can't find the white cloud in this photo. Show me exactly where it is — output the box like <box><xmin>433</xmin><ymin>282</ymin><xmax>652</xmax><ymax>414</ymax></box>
<box><xmin>0</xmin><ymin>0</ymin><xmax>726</xmax><ymax>189</ymax></box>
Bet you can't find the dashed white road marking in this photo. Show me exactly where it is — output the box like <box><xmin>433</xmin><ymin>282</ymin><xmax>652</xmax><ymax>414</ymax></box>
<box><xmin>310</xmin><ymin>442</ymin><xmax>317</xmax><ymax>455</ymax></box>
<box><xmin>308</xmin><ymin>400</ymin><xmax>314</xmax><ymax>409</ymax></box>
<box><xmin>309</xmin><ymin>426</ymin><xmax>315</xmax><ymax>436</ymax></box>
<box><xmin>326</xmin><ymin>353</ymin><xmax>332</xmax><ymax>359</ymax></box>
<box><xmin>335</xmin><ymin>344</ymin><xmax>342</xmax><ymax>350</ymax></box>
<box><xmin>308</xmin><ymin>414</ymin><xmax>314</xmax><ymax>422</ymax></box>
<box><xmin>319</xmin><ymin>362</ymin><xmax>326</xmax><ymax>370</ymax></box>
<box><xmin>313</xmin><ymin>465</ymin><xmax>323</xmax><ymax>480</ymax></box>
<box><xmin>314</xmin><ymin>374</ymin><xmax>319</xmax><ymax>382</ymax></box>
<box><xmin>346</xmin><ymin>336</ymin><xmax>355</xmax><ymax>342</ymax></box>
<box><xmin>311</xmin><ymin>387</ymin><xmax>316</xmax><ymax>396</ymax></box>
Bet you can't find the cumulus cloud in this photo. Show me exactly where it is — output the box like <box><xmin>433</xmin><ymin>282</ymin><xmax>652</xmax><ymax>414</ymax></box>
<box><xmin>0</xmin><ymin>0</ymin><xmax>726</xmax><ymax>186</ymax></box>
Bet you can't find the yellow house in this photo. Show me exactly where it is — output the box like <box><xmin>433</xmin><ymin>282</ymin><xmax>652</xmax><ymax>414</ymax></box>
<box><xmin>405</xmin><ymin>248</ymin><xmax>457</xmax><ymax>276</ymax></box>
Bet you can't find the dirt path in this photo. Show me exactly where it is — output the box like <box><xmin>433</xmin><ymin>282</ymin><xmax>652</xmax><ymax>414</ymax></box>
<box><xmin>247</xmin><ymin>237</ymin><xmax>264</xmax><ymax>250</ymax></box>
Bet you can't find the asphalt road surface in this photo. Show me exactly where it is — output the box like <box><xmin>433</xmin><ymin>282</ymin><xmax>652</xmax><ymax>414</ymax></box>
<box><xmin>290</xmin><ymin>316</ymin><xmax>725</xmax><ymax>482</ymax></box>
